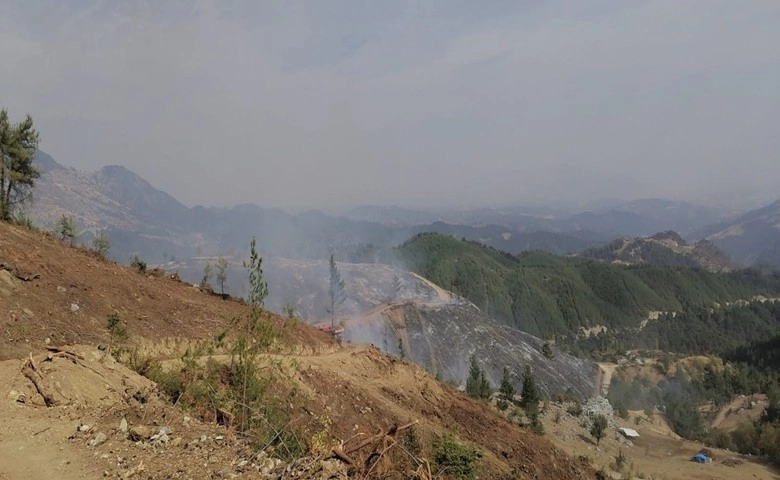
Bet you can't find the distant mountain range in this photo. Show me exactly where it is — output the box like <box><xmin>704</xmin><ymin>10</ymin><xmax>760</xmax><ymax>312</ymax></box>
<box><xmin>695</xmin><ymin>199</ymin><xmax>780</xmax><ymax>268</ymax></box>
<box><xmin>579</xmin><ymin>231</ymin><xmax>737</xmax><ymax>272</ymax></box>
<box><xmin>27</xmin><ymin>151</ymin><xmax>780</xmax><ymax>273</ymax></box>
<box><xmin>344</xmin><ymin>199</ymin><xmax>724</xmax><ymax>237</ymax></box>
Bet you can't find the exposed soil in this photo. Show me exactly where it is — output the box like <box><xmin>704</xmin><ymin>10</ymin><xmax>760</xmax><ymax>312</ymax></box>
<box><xmin>710</xmin><ymin>394</ymin><xmax>769</xmax><ymax>431</ymax></box>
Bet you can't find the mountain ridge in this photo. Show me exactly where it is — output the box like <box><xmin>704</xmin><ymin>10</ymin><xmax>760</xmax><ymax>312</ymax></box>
<box><xmin>579</xmin><ymin>230</ymin><xmax>737</xmax><ymax>272</ymax></box>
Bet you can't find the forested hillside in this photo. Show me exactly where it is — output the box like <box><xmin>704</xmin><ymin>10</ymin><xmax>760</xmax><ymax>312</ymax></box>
<box><xmin>579</xmin><ymin>231</ymin><xmax>736</xmax><ymax>272</ymax></box>
<box><xmin>576</xmin><ymin>301</ymin><xmax>780</xmax><ymax>359</ymax></box>
<box><xmin>397</xmin><ymin>233</ymin><xmax>780</xmax><ymax>341</ymax></box>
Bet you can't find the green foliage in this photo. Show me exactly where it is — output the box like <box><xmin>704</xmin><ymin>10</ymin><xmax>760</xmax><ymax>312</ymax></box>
<box><xmin>432</xmin><ymin>433</ymin><xmax>481</xmax><ymax>480</ymax></box>
<box><xmin>0</xmin><ymin>108</ymin><xmax>40</xmax><ymax>221</ymax></box>
<box><xmin>397</xmin><ymin>337</ymin><xmax>406</xmax><ymax>360</ymax></box>
<box><xmin>106</xmin><ymin>313</ymin><xmax>128</xmax><ymax>355</ymax></box>
<box><xmin>201</xmin><ymin>262</ymin><xmax>213</xmax><ymax>290</ymax></box>
<box><xmin>130</xmin><ymin>255</ymin><xmax>147</xmax><ymax>273</ymax></box>
<box><xmin>397</xmin><ymin>233</ymin><xmax>780</xmax><ymax>345</ymax></box>
<box><xmin>57</xmin><ymin>215</ymin><xmax>76</xmax><ymax>245</ymax></box>
<box><xmin>401</xmin><ymin>424</ymin><xmax>422</xmax><ymax>457</ymax></box>
<box><xmin>590</xmin><ymin>414</ymin><xmax>608</xmax><ymax>446</ymax></box>
<box><xmin>520</xmin><ymin>365</ymin><xmax>539</xmax><ymax>410</ymax></box>
<box><xmin>465</xmin><ymin>355</ymin><xmax>490</xmax><ymax>399</ymax></box>
<box><xmin>327</xmin><ymin>254</ymin><xmax>346</xmax><ymax>327</ymax></box>
<box><xmin>244</xmin><ymin>237</ymin><xmax>268</xmax><ymax>307</ymax></box>
<box><xmin>728</xmin><ymin>331</ymin><xmax>780</xmax><ymax>370</ymax></box>
<box><xmin>215</xmin><ymin>257</ymin><xmax>228</xmax><ymax>296</ymax></box>
<box><xmin>92</xmin><ymin>231</ymin><xmax>110</xmax><ymax>257</ymax></box>
<box><xmin>542</xmin><ymin>342</ymin><xmax>554</xmax><ymax>359</ymax></box>
<box><xmin>12</xmin><ymin>211</ymin><xmax>35</xmax><ymax>229</ymax></box>
<box><xmin>498</xmin><ymin>367</ymin><xmax>515</xmax><ymax>410</ymax></box>
<box><xmin>282</xmin><ymin>303</ymin><xmax>297</xmax><ymax>319</ymax></box>
<box><xmin>566</xmin><ymin>401</ymin><xmax>583</xmax><ymax>416</ymax></box>
<box><xmin>526</xmin><ymin>402</ymin><xmax>544</xmax><ymax>434</ymax></box>
<box><xmin>602</xmin><ymin>302</ymin><xmax>780</xmax><ymax>357</ymax></box>
<box><xmin>234</xmin><ymin>236</ymin><xmax>272</xmax><ymax>432</ymax></box>
<box><xmin>663</xmin><ymin>389</ymin><xmax>705</xmax><ymax>441</ymax></box>
<box><xmin>519</xmin><ymin>365</ymin><xmax>543</xmax><ymax>433</ymax></box>
<box><xmin>134</xmin><ymin>240</ymin><xmax>305</xmax><ymax>461</ymax></box>
<box><xmin>608</xmin><ymin>359</ymin><xmax>780</xmax><ymax>462</ymax></box>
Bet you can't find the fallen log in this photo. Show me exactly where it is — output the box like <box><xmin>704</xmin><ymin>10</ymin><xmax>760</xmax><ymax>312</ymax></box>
<box><xmin>21</xmin><ymin>353</ymin><xmax>61</xmax><ymax>407</ymax></box>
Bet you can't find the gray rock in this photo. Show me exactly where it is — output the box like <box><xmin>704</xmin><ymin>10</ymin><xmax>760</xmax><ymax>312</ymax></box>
<box><xmin>89</xmin><ymin>432</ymin><xmax>108</xmax><ymax>447</ymax></box>
<box><xmin>69</xmin><ymin>303</ymin><xmax>79</xmax><ymax>313</ymax></box>
<box><xmin>78</xmin><ymin>424</ymin><xmax>92</xmax><ymax>432</ymax></box>
<box><xmin>119</xmin><ymin>418</ymin><xmax>128</xmax><ymax>433</ymax></box>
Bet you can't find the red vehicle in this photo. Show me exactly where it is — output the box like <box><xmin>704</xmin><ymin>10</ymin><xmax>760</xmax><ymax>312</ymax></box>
<box><xmin>317</xmin><ymin>325</ymin><xmax>344</xmax><ymax>337</ymax></box>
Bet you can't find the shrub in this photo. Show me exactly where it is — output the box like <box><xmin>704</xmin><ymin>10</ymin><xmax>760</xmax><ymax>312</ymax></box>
<box><xmin>92</xmin><ymin>232</ymin><xmax>110</xmax><ymax>257</ymax></box>
<box><xmin>567</xmin><ymin>401</ymin><xmax>583</xmax><ymax>416</ymax></box>
<box><xmin>12</xmin><ymin>212</ymin><xmax>35</xmax><ymax>229</ymax></box>
<box><xmin>590</xmin><ymin>414</ymin><xmax>608</xmax><ymax>446</ymax></box>
<box><xmin>57</xmin><ymin>215</ymin><xmax>77</xmax><ymax>245</ymax></box>
<box><xmin>402</xmin><ymin>425</ymin><xmax>422</xmax><ymax>457</ymax></box>
<box><xmin>130</xmin><ymin>255</ymin><xmax>147</xmax><ymax>273</ymax></box>
<box><xmin>106</xmin><ymin>313</ymin><xmax>128</xmax><ymax>355</ymax></box>
<box><xmin>432</xmin><ymin>433</ymin><xmax>481</xmax><ymax>480</ymax></box>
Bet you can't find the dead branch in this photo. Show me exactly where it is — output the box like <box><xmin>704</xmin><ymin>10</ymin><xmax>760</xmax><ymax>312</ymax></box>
<box><xmin>331</xmin><ymin>419</ymin><xmax>421</xmax><ymax>476</ymax></box>
<box><xmin>46</xmin><ymin>346</ymin><xmax>85</xmax><ymax>359</ymax></box>
<box><xmin>45</xmin><ymin>347</ymin><xmax>85</xmax><ymax>364</ymax></box>
<box><xmin>331</xmin><ymin>447</ymin><xmax>355</xmax><ymax>465</ymax></box>
<box><xmin>33</xmin><ymin>426</ymin><xmax>52</xmax><ymax>436</ymax></box>
<box><xmin>15</xmin><ymin>272</ymin><xmax>40</xmax><ymax>282</ymax></box>
<box><xmin>21</xmin><ymin>353</ymin><xmax>61</xmax><ymax>407</ymax></box>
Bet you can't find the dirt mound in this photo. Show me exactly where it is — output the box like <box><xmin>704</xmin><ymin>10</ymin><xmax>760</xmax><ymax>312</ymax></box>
<box><xmin>0</xmin><ymin>346</ymin><xmax>265</xmax><ymax>479</ymax></box>
<box><xmin>710</xmin><ymin>394</ymin><xmax>768</xmax><ymax>431</ymax></box>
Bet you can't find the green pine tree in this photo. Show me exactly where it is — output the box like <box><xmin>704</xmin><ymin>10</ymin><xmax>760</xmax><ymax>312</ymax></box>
<box><xmin>216</xmin><ymin>257</ymin><xmax>228</xmax><ymax>296</ymax></box>
<box><xmin>478</xmin><ymin>370</ymin><xmax>491</xmax><ymax>399</ymax></box>
<box><xmin>498</xmin><ymin>367</ymin><xmax>515</xmax><ymax>409</ymax></box>
<box><xmin>520</xmin><ymin>365</ymin><xmax>540</xmax><ymax>410</ymax></box>
<box><xmin>0</xmin><ymin>109</ymin><xmax>40</xmax><ymax>221</ymax></box>
<box><xmin>466</xmin><ymin>355</ymin><xmax>482</xmax><ymax>399</ymax></box>
<box><xmin>327</xmin><ymin>254</ymin><xmax>346</xmax><ymax>328</ymax></box>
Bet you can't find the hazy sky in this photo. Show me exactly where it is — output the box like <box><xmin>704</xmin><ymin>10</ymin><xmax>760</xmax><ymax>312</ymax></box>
<box><xmin>2</xmin><ymin>1</ymin><xmax>779</xmax><ymax>209</ymax></box>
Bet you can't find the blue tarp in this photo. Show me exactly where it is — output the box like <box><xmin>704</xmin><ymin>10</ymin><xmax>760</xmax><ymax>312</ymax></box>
<box><xmin>693</xmin><ymin>453</ymin><xmax>710</xmax><ymax>464</ymax></box>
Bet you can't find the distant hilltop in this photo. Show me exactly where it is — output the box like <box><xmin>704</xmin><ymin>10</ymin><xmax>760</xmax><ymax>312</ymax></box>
<box><xmin>578</xmin><ymin>230</ymin><xmax>737</xmax><ymax>273</ymax></box>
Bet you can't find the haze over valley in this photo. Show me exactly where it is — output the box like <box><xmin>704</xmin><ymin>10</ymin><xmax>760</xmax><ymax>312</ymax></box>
<box><xmin>2</xmin><ymin>1</ymin><xmax>780</xmax><ymax>479</ymax></box>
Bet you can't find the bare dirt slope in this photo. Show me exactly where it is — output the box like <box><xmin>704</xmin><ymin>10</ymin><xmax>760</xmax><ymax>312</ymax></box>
<box><xmin>0</xmin><ymin>223</ymin><xmax>326</xmax><ymax>360</ymax></box>
<box><xmin>0</xmin><ymin>222</ymin><xmax>598</xmax><ymax>479</ymax></box>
